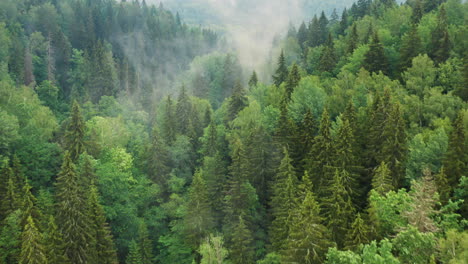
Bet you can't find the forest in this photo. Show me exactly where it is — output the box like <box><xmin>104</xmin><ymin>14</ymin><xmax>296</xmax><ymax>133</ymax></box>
<box><xmin>0</xmin><ymin>0</ymin><xmax>467</xmax><ymax>263</ymax></box>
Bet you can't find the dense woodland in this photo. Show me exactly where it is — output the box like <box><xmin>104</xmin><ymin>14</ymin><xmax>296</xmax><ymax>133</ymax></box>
<box><xmin>0</xmin><ymin>0</ymin><xmax>467</xmax><ymax>263</ymax></box>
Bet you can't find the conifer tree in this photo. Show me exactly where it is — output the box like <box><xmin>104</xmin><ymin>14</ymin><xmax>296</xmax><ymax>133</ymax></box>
<box><xmin>442</xmin><ymin>111</ymin><xmax>466</xmax><ymax>193</ymax></box>
<box><xmin>272</xmin><ymin>50</ymin><xmax>288</xmax><ymax>87</ymax></box>
<box><xmin>44</xmin><ymin>215</ymin><xmax>70</xmax><ymax>264</ymax></box>
<box><xmin>298</xmin><ymin>110</ymin><xmax>317</xmax><ymax>172</ymax></box>
<box><xmin>283</xmin><ymin>191</ymin><xmax>333</xmax><ymax>264</ymax></box>
<box><xmin>323</xmin><ymin>170</ymin><xmax>355</xmax><ymax>248</ymax></box>
<box><xmin>308</xmin><ymin>16</ymin><xmax>321</xmax><ymax>47</ymax></box>
<box><xmin>20</xmin><ymin>181</ymin><xmax>41</xmax><ymax>229</ymax></box>
<box><xmin>270</xmin><ymin>148</ymin><xmax>298</xmax><ymax>251</ymax></box>
<box><xmin>147</xmin><ymin>127</ymin><xmax>171</xmax><ymax>190</ymax></box>
<box><xmin>185</xmin><ymin>169</ymin><xmax>215</xmax><ymax>251</ymax></box>
<box><xmin>55</xmin><ymin>152</ymin><xmax>91</xmax><ymax>264</ymax></box>
<box><xmin>162</xmin><ymin>95</ymin><xmax>176</xmax><ymax>145</ymax></box>
<box><xmin>318</xmin><ymin>11</ymin><xmax>329</xmax><ymax>46</ymax></box>
<box><xmin>371</xmin><ymin>162</ymin><xmax>394</xmax><ymax>196</ymax></box>
<box><xmin>78</xmin><ymin>153</ymin><xmax>97</xmax><ymax>190</ymax></box>
<box><xmin>364</xmin><ymin>31</ymin><xmax>390</xmax><ymax>76</ymax></box>
<box><xmin>87</xmin><ymin>185</ymin><xmax>118</xmax><ymax>264</ymax></box>
<box><xmin>137</xmin><ymin>222</ymin><xmax>153</xmax><ymax>264</ymax></box>
<box><xmin>319</xmin><ymin>33</ymin><xmax>336</xmax><ymax>73</ymax></box>
<box><xmin>230</xmin><ymin>215</ymin><xmax>254</xmax><ymax>264</ymax></box>
<box><xmin>285</xmin><ymin>63</ymin><xmax>301</xmax><ymax>101</ymax></box>
<box><xmin>347</xmin><ymin>24</ymin><xmax>358</xmax><ymax>54</ymax></box>
<box><xmin>248</xmin><ymin>71</ymin><xmax>258</xmax><ymax>87</ymax></box>
<box><xmin>65</xmin><ymin>101</ymin><xmax>86</xmax><ymax>161</ymax></box>
<box><xmin>126</xmin><ymin>240</ymin><xmax>142</xmax><ymax>264</ymax></box>
<box><xmin>297</xmin><ymin>22</ymin><xmax>308</xmax><ymax>49</ymax></box>
<box><xmin>399</xmin><ymin>24</ymin><xmax>422</xmax><ymax>73</ymax></box>
<box><xmin>435</xmin><ymin>167</ymin><xmax>450</xmax><ymax>204</ymax></box>
<box><xmin>412</xmin><ymin>0</ymin><xmax>423</xmax><ymax>24</ymax></box>
<box><xmin>338</xmin><ymin>8</ymin><xmax>348</xmax><ymax>35</ymax></box>
<box><xmin>176</xmin><ymin>86</ymin><xmax>192</xmax><ymax>135</ymax></box>
<box><xmin>0</xmin><ymin>210</ymin><xmax>22</xmax><ymax>263</ymax></box>
<box><xmin>19</xmin><ymin>216</ymin><xmax>47</xmax><ymax>264</ymax></box>
<box><xmin>0</xmin><ymin>167</ymin><xmax>20</xmax><ymax>221</ymax></box>
<box><xmin>430</xmin><ymin>5</ymin><xmax>450</xmax><ymax>64</ymax></box>
<box><xmin>227</xmin><ymin>81</ymin><xmax>248</xmax><ymax>122</ymax></box>
<box><xmin>344</xmin><ymin>213</ymin><xmax>369</xmax><ymax>251</ymax></box>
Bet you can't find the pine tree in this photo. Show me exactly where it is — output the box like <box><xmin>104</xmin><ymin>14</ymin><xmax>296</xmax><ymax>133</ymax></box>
<box><xmin>430</xmin><ymin>5</ymin><xmax>451</xmax><ymax>64</ymax></box>
<box><xmin>318</xmin><ymin>11</ymin><xmax>329</xmax><ymax>46</ymax></box>
<box><xmin>227</xmin><ymin>81</ymin><xmax>248</xmax><ymax>122</ymax></box>
<box><xmin>137</xmin><ymin>222</ymin><xmax>153</xmax><ymax>264</ymax></box>
<box><xmin>319</xmin><ymin>33</ymin><xmax>336</xmax><ymax>73</ymax></box>
<box><xmin>20</xmin><ymin>181</ymin><xmax>41</xmax><ymax>229</ymax></box>
<box><xmin>0</xmin><ymin>210</ymin><xmax>22</xmax><ymax>263</ymax></box>
<box><xmin>283</xmin><ymin>191</ymin><xmax>333</xmax><ymax>264</ymax></box>
<box><xmin>344</xmin><ymin>213</ymin><xmax>369</xmax><ymax>251</ymax></box>
<box><xmin>308</xmin><ymin>16</ymin><xmax>321</xmax><ymax>47</ymax></box>
<box><xmin>0</xmin><ymin>167</ymin><xmax>20</xmax><ymax>220</ymax></box>
<box><xmin>78</xmin><ymin>153</ymin><xmax>97</xmax><ymax>190</ymax></box>
<box><xmin>338</xmin><ymin>8</ymin><xmax>348</xmax><ymax>35</ymax></box>
<box><xmin>371</xmin><ymin>162</ymin><xmax>394</xmax><ymax>196</ymax></box>
<box><xmin>147</xmin><ymin>127</ymin><xmax>171</xmax><ymax>191</ymax></box>
<box><xmin>285</xmin><ymin>63</ymin><xmax>301</xmax><ymax>101</ymax></box>
<box><xmin>272</xmin><ymin>50</ymin><xmax>288</xmax><ymax>87</ymax></box>
<box><xmin>248</xmin><ymin>71</ymin><xmax>258</xmax><ymax>87</ymax></box>
<box><xmin>364</xmin><ymin>31</ymin><xmax>390</xmax><ymax>76</ymax></box>
<box><xmin>126</xmin><ymin>240</ymin><xmax>142</xmax><ymax>264</ymax></box>
<box><xmin>185</xmin><ymin>169</ymin><xmax>215</xmax><ymax>251</ymax></box>
<box><xmin>65</xmin><ymin>101</ymin><xmax>86</xmax><ymax>161</ymax></box>
<box><xmin>230</xmin><ymin>215</ymin><xmax>254</xmax><ymax>264</ymax></box>
<box><xmin>347</xmin><ymin>24</ymin><xmax>359</xmax><ymax>54</ymax></box>
<box><xmin>44</xmin><ymin>215</ymin><xmax>70</xmax><ymax>264</ymax></box>
<box><xmin>297</xmin><ymin>22</ymin><xmax>308</xmax><ymax>49</ymax></box>
<box><xmin>19</xmin><ymin>216</ymin><xmax>47</xmax><ymax>264</ymax></box>
<box><xmin>162</xmin><ymin>96</ymin><xmax>176</xmax><ymax>145</ymax></box>
<box><xmin>323</xmin><ymin>170</ymin><xmax>355</xmax><ymax>248</ymax></box>
<box><xmin>176</xmin><ymin>86</ymin><xmax>192</xmax><ymax>135</ymax></box>
<box><xmin>435</xmin><ymin>167</ymin><xmax>450</xmax><ymax>204</ymax></box>
<box><xmin>270</xmin><ymin>148</ymin><xmax>298</xmax><ymax>251</ymax></box>
<box><xmin>443</xmin><ymin>111</ymin><xmax>466</xmax><ymax>193</ymax></box>
<box><xmin>298</xmin><ymin>110</ymin><xmax>317</xmax><ymax>173</ymax></box>
<box><xmin>87</xmin><ymin>185</ymin><xmax>118</xmax><ymax>264</ymax></box>
<box><xmin>55</xmin><ymin>152</ymin><xmax>91</xmax><ymax>264</ymax></box>
<box><xmin>399</xmin><ymin>24</ymin><xmax>422</xmax><ymax>73</ymax></box>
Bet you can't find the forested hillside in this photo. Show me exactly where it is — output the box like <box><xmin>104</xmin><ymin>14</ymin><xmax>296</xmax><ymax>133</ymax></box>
<box><xmin>0</xmin><ymin>0</ymin><xmax>467</xmax><ymax>264</ymax></box>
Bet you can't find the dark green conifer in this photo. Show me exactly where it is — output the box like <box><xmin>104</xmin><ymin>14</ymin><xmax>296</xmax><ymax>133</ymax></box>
<box><xmin>248</xmin><ymin>71</ymin><xmax>258</xmax><ymax>87</ymax></box>
<box><xmin>230</xmin><ymin>215</ymin><xmax>254</xmax><ymax>264</ymax></box>
<box><xmin>147</xmin><ymin>127</ymin><xmax>171</xmax><ymax>190</ymax></box>
<box><xmin>338</xmin><ymin>8</ymin><xmax>349</xmax><ymax>35</ymax></box>
<box><xmin>285</xmin><ymin>63</ymin><xmax>301</xmax><ymax>101</ymax></box>
<box><xmin>272</xmin><ymin>50</ymin><xmax>288</xmax><ymax>87</ymax></box>
<box><xmin>347</xmin><ymin>24</ymin><xmax>359</xmax><ymax>54</ymax></box>
<box><xmin>65</xmin><ymin>101</ymin><xmax>86</xmax><ymax>161</ymax></box>
<box><xmin>308</xmin><ymin>16</ymin><xmax>321</xmax><ymax>47</ymax></box>
<box><xmin>44</xmin><ymin>215</ymin><xmax>70</xmax><ymax>264</ymax></box>
<box><xmin>318</xmin><ymin>11</ymin><xmax>329</xmax><ymax>45</ymax></box>
<box><xmin>399</xmin><ymin>24</ymin><xmax>422</xmax><ymax>73</ymax></box>
<box><xmin>126</xmin><ymin>240</ymin><xmax>142</xmax><ymax>264</ymax></box>
<box><xmin>162</xmin><ymin>96</ymin><xmax>176</xmax><ymax>145</ymax></box>
<box><xmin>430</xmin><ymin>5</ymin><xmax>451</xmax><ymax>64</ymax></box>
<box><xmin>371</xmin><ymin>162</ymin><xmax>394</xmax><ymax>196</ymax></box>
<box><xmin>319</xmin><ymin>33</ymin><xmax>337</xmax><ymax>73</ymax></box>
<box><xmin>412</xmin><ymin>0</ymin><xmax>423</xmax><ymax>24</ymax></box>
<box><xmin>0</xmin><ymin>167</ymin><xmax>20</xmax><ymax>220</ymax></box>
<box><xmin>137</xmin><ymin>222</ymin><xmax>153</xmax><ymax>264</ymax></box>
<box><xmin>227</xmin><ymin>81</ymin><xmax>248</xmax><ymax>122</ymax></box>
<box><xmin>176</xmin><ymin>86</ymin><xmax>192</xmax><ymax>135</ymax></box>
<box><xmin>364</xmin><ymin>31</ymin><xmax>390</xmax><ymax>76</ymax></box>
<box><xmin>443</xmin><ymin>111</ymin><xmax>466</xmax><ymax>193</ymax></box>
<box><xmin>19</xmin><ymin>216</ymin><xmax>47</xmax><ymax>264</ymax></box>
<box><xmin>435</xmin><ymin>166</ymin><xmax>450</xmax><ymax>204</ymax></box>
<box><xmin>344</xmin><ymin>213</ymin><xmax>369</xmax><ymax>251</ymax></box>
<box><xmin>297</xmin><ymin>22</ymin><xmax>308</xmax><ymax>48</ymax></box>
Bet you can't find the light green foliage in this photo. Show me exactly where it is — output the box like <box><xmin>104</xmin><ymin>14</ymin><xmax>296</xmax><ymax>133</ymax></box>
<box><xmin>326</xmin><ymin>239</ymin><xmax>399</xmax><ymax>264</ymax></box>
<box><xmin>0</xmin><ymin>23</ymin><xmax>11</xmax><ymax>63</ymax></box>
<box><xmin>199</xmin><ymin>234</ymin><xmax>228</xmax><ymax>264</ymax></box>
<box><xmin>438</xmin><ymin>229</ymin><xmax>468</xmax><ymax>264</ymax></box>
<box><xmin>19</xmin><ymin>215</ymin><xmax>47</xmax><ymax>264</ymax></box>
<box><xmin>403</xmin><ymin>55</ymin><xmax>437</xmax><ymax>98</ymax></box>
<box><xmin>0</xmin><ymin>210</ymin><xmax>21</xmax><ymax>264</ymax></box>
<box><xmin>392</xmin><ymin>227</ymin><xmax>436</xmax><ymax>264</ymax></box>
<box><xmin>0</xmin><ymin>110</ymin><xmax>19</xmax><ymax>153</ymax></box>
<box><xmin>256</xmin><ymin>253</ymin><xmax>281</xmax><ymax>264</ymax></box>
<box><xmin>86</xmin><ymin>116</ymin><xmax>130</xmax><ymax>157</ymax></box>
<box><xmin>342</xmin><ymin>45</ymin><xmax>370</xmax><ymax>74</ymax></box>
<box><xmin>288</xmin><ymin>76</ymin><xmax>327</xmax><ymax>123</ymax></box>
<box><xmin>36</xmin><ymin>81</ymin><xmax>59</xmax><ymax>112</ymax></box>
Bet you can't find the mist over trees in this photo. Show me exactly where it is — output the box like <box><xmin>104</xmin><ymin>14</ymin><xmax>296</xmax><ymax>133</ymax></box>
<box><xmin>0</xmin><ymin>0</ymin><xmax>467</xmax><ymax>263</ymax></box>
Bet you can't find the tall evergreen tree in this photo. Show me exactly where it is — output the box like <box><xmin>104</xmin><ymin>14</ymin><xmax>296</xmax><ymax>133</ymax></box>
<box><xmin>364</xmin><ymin>31</ymin><xmax>390</xmax><ymax>76</ymax></box>
<box><xmin>285</xmin><ymin>63</ymin><xmax>301</xmax><ymax>101</ymax></box>
<box><xmin>435</xmin><ymin>167</ymin><xmax>450</xmax><ymax>204</ymax></box>
<box><xmin>298</xmin><ymin>110</ymin><xmax>317</xmax><ymax>173</ymax></box>
<box><xmin>227</xmin><ymin>81</ymin><xmax>247</xmax><ymax>122</ymax></box>
<box><xmin>0</xmin><ymin>167</ymin><xmax>20</xmax><ymax>221</ymax></box>
<box><xmin>55</xmin><ymin>152</ymin><xmax>91</xmax><ymax>264</ymax></box>
<box><xmin>270</xmin><ymin>148</ymin><xmax>298</xmax><ymax>251</ymax></box>
<box><xmin>412</xmin><ymin>0</ymin><xmax>423</xmax><ymax>24</ymax></box>
<box><xmin>65</xmin><ymin>101</ymin><xmax>86</xmax><ymax>161</ymax></box>
<box><xmin>44</xmin><ymin>215</ymin><xmax>70</xmax><ymax>264</ymax></box>
<box><xmin>297</xmin><ymin>22</ymin><xmax>308</xmax><ymax>49</ymax></box>
<box><xmin>347</xmin><ymin>24</ymin><xmax>359</xmax><ymax>54</ymax></box>
<box><xmin>443</xmin><ymin>111</ymin><xmax>466</xmax><ymax>193</ymax></box>
<box><xmin>162</xmin><ymin>96</ymin><xmax>176</xmax><ymax>145</ymax></box>
<box><xmin>272</xmin><ymin>50</ymin><xmax>288</xmax><ymax>87</ymax></box>
<box><xmin>230</xmin><ymin>215</ymin><xmax>254</xmax><ymax>264</ymax></box>
<box><xmin>87</xmin><ymin>185</ymin><xmax>118</xmax><ymax>264</ymax></box>
<box><xmin>371</xmin><ymin>162</ymin><xmax>394</xmax><ymax>196</ymax></box>
<box><xmin>137</xmin><ymin>222</ymin><xmax>153</xmax><ymax>264</ymax></box>
<box><xmin>282</xmin><ymin>191</ymin><xmax>333</xmax><ymax>264</ymax></box>
<box><xmin>147</xmin><ymin>127</ymin><xmax>171</xmax><ymax>191</ymax></box>
<box><xmin>344</xmin><ymin>213</ymin><xmax>369</xmax><ymax>251</ymax></box>
<box><xmin>308</xmin><ymin>16</ymin><xmax>321</xmax><ymax>47</ymax></box>
<box><xmin>19</xmin><ymin>216</ymin><xmax>47</xmax><ymax>264</ymax></box>
<box><xmin>319</xmin><ymin>33</ymin><xmax>336</xmax><ymax>73</ymax></box>
<box><xmin>430</xmin><ymin>5</ymin><xmax>451</xmax><ymax>64</ymax></box>
<box><xmin>338</xmin><ymin>8</ymin><xmax>348</xmax><ymax>35</ymax></box>
<box><xmin>318</xmin><ymin>11</ymin><xmax>329</xmax><ymax>46</ymax></box>
<box><xmin>399</xmin><ymin>24</ymin><xmax>421</xmax><ymax>73</ymax></box>
<box><xmin>248</xmin><ymin>71</ymin><xmax>258</xmax><ymax>87</ymax></box>
<box><xmin>126</xmin><ymin>240</ymin><xmax>142</xmax><ymax>264</ymax></box>
<box><xmin>176</xmin><ymin>86</ymin><xmax>192</xmax><ymax>135</ymax></box>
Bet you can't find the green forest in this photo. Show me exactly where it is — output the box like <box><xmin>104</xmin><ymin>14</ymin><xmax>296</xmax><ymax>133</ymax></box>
<box><xmin>0</xmin><ymin>0</ymin><xmax>467</xmax><ymax>263</ymax></box>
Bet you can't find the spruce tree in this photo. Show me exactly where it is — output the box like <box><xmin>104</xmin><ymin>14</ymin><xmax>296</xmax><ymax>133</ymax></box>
<box><xmin>270</xmin><ymin>148</ymin><xmax>298</xmax><ymax>251</ymax></box>
<box><xmin>137</xmin><ymin>222</ymin><xmax>154</xmax><ymax>264</ymax></box>
<box><xmin>227</xmin><ymin>81</ymin><xmax>248</xmax><ymax>122</ymax></box>
<box><xmin>87</xmin><ymin>185</ymin><xmax>118</xmax><ymax>264</ymax></box>
<box><xmin>285</xmin><ymin>63</ymin><xmax>301</xmax><ymax>101</ymax></box>
<box><xmin>364</xmin><ymin>31</ymin><xmax>390</xmax><ymax>76</ymax></box>
<box><xmin>399</xmin><ymin>24</ymin><xmax>422</xmax><ymax>73</ymax></box>
<box><xmin>0</xmin><ymin>167</ymin><xmax>20</xmax><ymax>221</ymax></box>
<box><xmin>55</xmin><ymin>152</ymin><xmax>91</xmax><ymax>264</ymax></box>
<box><xmin>230</xmin><ymin>215</ymin><xmax>254</xmax><ymax>264</ymax></box>
<box><xmin>19</xmin><ymin>216</ymin><xmax>47</xmax><ymax>264</ymax></box>
<box><xmin>176</xmin><ymin>86</ymin><xmax>192</xmax><ymax>135</ymax></box>
<box><xmin>344</xmin><ymin>213</ymin><xmax>369</xmax><ymax>251</ymax></box>
<box><xmin>283</xmin><ymin>191</ymin><xmax>333</xmax><ymax>264</ymax></box>
<box><xmin>319</xmin><ymin>33</ymin><xmax>337</xmax><ymax>73</ymax></box>
<box><xmin>184</xmin><ymin>169</ymin><xmax>215</xmax><ymax>251</ymax></box>
<box><xmin>443</xmin><ymin>111</ymin><xmax>466</xmax><ymax>193</ymax></box>
<box><xmin>308</xmin><ymin>16</ymin><xmax>321</xmax><ymax>47</ymax></box>
<box><xmin>297</xmin><ymin>22</ymin><xmax>308</xmax><ymax>49</ymax></box>
<box><xmin>412</xmin><ymin>0</ymin><xmax>423</xmax><ymax>24</ymax></box>
<box><xmin>430</xmin><ymin>5</ymin><xmax>450</xmax><ymax>64</ymax></box>
<box><xmin>272</xmin><ymin>50</ymin><xmax>288</xmax><ymax>87</ymax></box>
<box><xmin>44</xmin><ymin>215</ymin><xmax>70</xmax><ymax>264</ymax></box>
<box><xmin>162</xmin><ymin>95</ymin><xmax>176</xmax><ymax>145</ymax></box>
<box><xmin>318</xmin><ymin>11</ymin><xmax>329</xmax><ymax>46</ymax></box>
<box><xmin>435</xmin><ymin>167</ymin><xmax>450</xmax><ymax>204</ymax></box>
<box><xmin>298</xmin><ymin>110</ymin><xmax>317</xmax><ymax>173</ymax></box>
<box><xmin>126</xmin><ymin>240</ymin><xmax>142</xmax><ymax>264</ymax></box>
<box><xmin>65</xmin><ymin>101</ymin><xmax>86</xmax><ymax>161</ymax></box>
<box><xmin>147</xmin><ymin>127</ymin><xmax>171</xmax><ymax>191</ymax></box>
<box><xmin>20</xmin><ymin>181</ymin><xmax>41</xmax><ymax>229</ymax></box>
<box><xmin>371</xmin><ymin>162</ymin><xmax>394</xmax><ymax>196</ymax></box>
<box><xmin>78</xmin><ymin>153</ymin><xmax>97</xmax><ymax>190</ymax></box>
<box><xmin>347</xmin><ymin>24</ymin><xmax>359</xmax><ymax>54</ymax></box>
<box><xmin>338</xmin><ymin>8</ymin><xmax>348</xmax><ymax>35</ymax></box>
<box><xmin>248</xmin><ymin>71</ymin><xmax>258</xmax><ymax>87</ymax></box>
